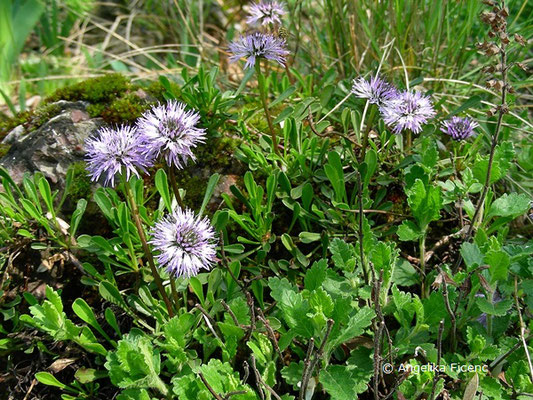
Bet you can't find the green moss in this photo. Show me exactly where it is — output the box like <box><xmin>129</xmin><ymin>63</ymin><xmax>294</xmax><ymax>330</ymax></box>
<box><xmin>67</xmin><ymin>162</ymin><xmax>93</xmax><ymax>202</ymax></box>
<box><xmin>100</xmin><ymin>94</ymin><xmax>152</xmax><ymax>124</ymax></box>
<box><xmin>143</xmin><ymin>79</ymin><xmax>181</xmax><ymax>100</ymax></box>
<box><xmin>174</xmin><ymin>136</ymin><xmax>242</xmax><ymax>209</ymax></box>
<box><xmin>0</xmin><ymin>103</ymin><xmax>62</xmax><ymax>139</ymax></box>
<box><xmin>0</xmin><ymin>144</ymin><xmax>11</xmax><ymax>158</ymax></box>
<box><xmin>44</xmin><ymin>74</ymin><xmax>132</xmax><ymax>104</ymax></box>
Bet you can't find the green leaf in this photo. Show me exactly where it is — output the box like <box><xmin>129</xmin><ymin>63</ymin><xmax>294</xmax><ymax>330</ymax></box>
<box><xmin>324</xmin><ymin>151</ymin><xmax>346</xmax><ymax>203</ymax></box>
<box><xmin>329</xmin><ymin>238</ymin><xmax>356</xmax><ymax>272</ymax></box>
<box><xmin>406</xmin><ymin>179</ymin><xmax>442</xmax><ymax>229</ymax></box>
<box><xmin>328</xmin><ymin>307</ymin><xmax>375</xmax><ymax>350</ymax></box>
<box><xmin>460</xmin><ymin>242</ymin><xmax>483</xmax><ymax>270</ymax></box>
<box><xmin>70</xmin><ymin>199</ymin><xmax>87</xmax><ymax>237</ymax></box>
<box><xmin>105</xmin><ymin>330</ymin><xmax>168</xmax><ymax>395</ymax></box>
<box><xmin>268</xmin><ymin>277</ymin><xmax>313</xmax><ymax>338</ymax></box>
<box><xmin>393</xmin><ymin>259</ymin><xmax>419</xmax><ymax>287</ymax></box>
<box><xmin>304</xmin><ymin>259</ymin><xmax>327</xmax><ymax>291</ymax></box>
<box><xmin>172</xmin><ymin>359</ymin><xmax>255</xmax><ymax>400</ymax></box>
<box><xmin>320</xmin><ymin>365</ymin><xmax>370</xmax><ymax>399</ymax></box>
<box><xmin>281</xmin><ymin>361</ymin><xmax>304</xmax><ymax>389</ymax></box>
<box><xmin>37</xmin><ymin>175</ymin><xmax>54</xmax><ymax>213</ymax></box>
<box><xmin>473</xmin><ymin>141</ymin><xmax>514</xmax><ymax>184</ymax></box>
<box><xmin>116</xmin><ymin>389</ymin><xmax>153</xmax><ymax>400</ymax></box>
<box><xmin>35</xmin><ymin>372</ymin><xmax>66</xmax><ymax>389</ymax></box>
<box><xmin>75</xmin><ymin>368</ymin><xmax>108</xmax><ymax>383</ymax></box>
<box><xmin>419</xmin><ymin>137</ymin><xmax>438</xmax><ymax>171</ymax></box>
<box><xmin>72</xmin><ymin>298</ymin><xmax>114</xmax><ymax>344</ymax></box>
<box><xmin>487</xmin><ymin>193</ymin><xmax>530</xmax><ymax>220</ymax></box>
<box><xmin>99</xmin><ymin>281</ymin><xmax>128</xmax><ymax>310</ymax></box>
<box><xmin>299</xmin><ymin>231</ymin><xmax>321</xmax><ymax>243</ymax></box>
<box><xmin>484</xmin><ymin>249</ymin><xmax>510</xmax><ymax>283</ymax></box>
<box><xmin>447</xmin><ymin>95</ymin><xmax>481</xmax><ymax>118</ymax></box>
<box><xmin>270</xmin><ymin>86</ymin><xmax>296</xmax><ymax>108</ymax></box>
<box><xmin>199</xmin><ymin>173</ymin><xmax>220</xmax><ymax>216</ymax></box>
<box><xmin>476</xmin><ymin>298</ymin><xmax>513</xmax><ymax>316</ymax></box>
<box><xmin>397</xmin><ymin>220</ymin><xmax>422</xmax><ymax>241</ymax></box>
<box><xmin>234</xmin><ymin>67</ymin><xmax>254</xmax><ymax>97</ymax></box>
<box><xmin>189</xmin><ymin>277</ymin><xmax>205</xmax><ymax>306</ymax></box>
<box><xmin>155</xmin><ymin>169</ymin><xmax>172</xmax><ymax>212</ymax></box>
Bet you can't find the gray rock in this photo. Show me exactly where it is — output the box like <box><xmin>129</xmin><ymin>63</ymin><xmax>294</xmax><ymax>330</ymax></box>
<box><xmin>0</xmin><ymin>101</ymin><xmax>104</xmax><ymax>185</ymax></box>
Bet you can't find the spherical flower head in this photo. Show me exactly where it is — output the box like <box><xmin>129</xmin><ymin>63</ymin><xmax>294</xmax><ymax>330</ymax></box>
<box><xmin>380</xmin><ymin>90</ymin><xmax>436</xmax><ymax>134</ymax></box>
<box><xmin>246</xmin><ymin>1</ymin><xmax>287</xmax><ymax>26</ymax></box>
<box><xmin>351</xmin><ymin>75</ymin><xmax>398</xmax><ymax>105</ymax></box>
<box><xmin>137</xmin><ymin>101</ymin><xmax>206</xmax><ymax>169</ymax></box>
<box><xmin>440</xmin><ymin>116</ymin><xmax>479</xmax><ymax>141</ymax></box>
<box><xmin>85</xmin><ymin>125</ymin><xmax>152</xmax><ymax>187</ymax></box>
<box><xmin>229</xmin><ymin>32</ymin><xmax>289</xmax><ymax>69</ymax></box>
<box><xmin>150</xmin><ymin>207</ymin><xmax>217</xmax><ymax>278</ymax></box>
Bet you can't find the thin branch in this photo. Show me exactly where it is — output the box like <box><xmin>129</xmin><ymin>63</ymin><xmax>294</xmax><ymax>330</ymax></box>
<box><xmin>514</xmin><ymin>276</ymin><xmax>533</xmax><ymax>382</ymax></box>
<box><xmin>250</xmin><ymin>355</ymin><xmax>282</xmax><ymax>400</ymax></box>
<box><xmin>199</xmin><ymin>372</ymin><xmax>224</xmax><ymax>400</ymax></box>
<box><xmin>256</xmin><ymin>307</ymin><xmax>284</xmax><ymax>361</ymax></box>
<box><xmin>429</xmin><ymin>320</ymin><xmax>445</xmax><ymax>400</ymax></box>
<box><xmin>356</xmin><ymin>171</ymin><xmax>369</xmax><ymax>284</ymax></box>
<box><xmin>221</xmin><ymin>300</ymin><xmax>245</xmax><ymax>328</ymax></box>
<box><xmin>299</xmin><ymin>338</ymin><xmax>315</xmax><ymax>400</ymax></box>
<box><xmin>438</xmin><ymin>267</ymin><xmax>457</xmax><ymax>353</ymax></box>
<box><xmin>195</xmin><ymin>303</ymin><xmax>222</xmax><ymax>341</ymax></box>
<box><xmin>300</xmin><ymin>320</ymin><xmax>335</xmax><ymax>400</ymax></box>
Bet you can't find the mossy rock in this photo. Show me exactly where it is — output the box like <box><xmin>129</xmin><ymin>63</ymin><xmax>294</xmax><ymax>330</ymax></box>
<box><xmin>44</xmin><ymin>74</ymin><xmax>132</xmax><ymax>104</ymax></box>
<box><xmin>0</xmin><ymin>74</ymin><xmax>172</xmax><ymax>139</ymax></box>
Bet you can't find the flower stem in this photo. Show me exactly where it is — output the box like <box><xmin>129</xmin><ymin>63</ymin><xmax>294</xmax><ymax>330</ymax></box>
<box><xmin>360</xmin><ymin>105</ymin><xmax>377</xmax><ymax>162</ymax></box>
<box><xmin>464</xmin><ymin>11</ymin><xmax>508</xmax><ymax>242</ymax></box>
<box><xmin>123</xmin><ymin>181</ymin><xmax>174</xmax><ymax>317</ymax></box>
<box><xmin>167</xmin><ymin>166</ymin><xmax>184</xmax><ymax>209</ymax></box>
<box><xmin>420</xmin><ymin>233</ymin><xmax>428</xmax><ymax>298</ymax></box>
<box><xmin>255</xmin><ymin>61</ymin><xmax>280</xmax><ymax>156</ymax></box>
<box><xmin>170</xmin><ymin>277</ymin><xmax>180</xmax><ymax>311</ymax></box>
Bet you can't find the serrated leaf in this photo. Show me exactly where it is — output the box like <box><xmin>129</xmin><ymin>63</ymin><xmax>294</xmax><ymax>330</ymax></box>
<box><xmin>320</xmin><ymin>365</ymin><xmax>370</xmax><ymax>399</ymax></box>
<box><xmin>407</xmin><ymin>179</ymin><xmax>442</xmax><ymax>229</ymax></box>
<box><xmin>281</xmin><ymin>361</ymin><xmax>304</xmax><ymax>389</ymax></box>
<box><xmin>487</xmin><ymin>193</ymin><xmax>530</xmax><ymax>220</ymax></box>
<box><xmin>484</xmin><ymin>249</ymin><xmax>510</xmax><ymax>283</ymax></box>
<box><xmin>329</xmin><ymin>238</ymin><xmax>356</xmax><ymax>272</ymax></box>
<box><xmin>105</xmin><ymin>330</ymin><xmax>168</xmax><ymax>395</ymax></box>
<box><xmin>476</xmin><ymin>298</ymin><xmax>513</xmax><ymax>316</ymax></box>
<box><xmin>304</xmin><ymin>259</ymin><xmax>327</xmax><ymax>291</ymax></box>
<box><xmin>460</xmin><ymin>242</ymin><xmax>484</xmax><ymax>270</ymax></box>
<box><xmin>397</xmin><ymin>220</ymin><xmax>422</xmax><ymax>241</ymax></box>
<box><xmin>328</xmin><ymin>307</ymin><xmax>375</xmax><ymax>350</ymax></box>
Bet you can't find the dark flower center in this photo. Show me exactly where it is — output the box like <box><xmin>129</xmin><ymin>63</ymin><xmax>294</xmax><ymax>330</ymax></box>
<box><xmin>162</xmin><ymin>119</ymin><xmax>186</xmax><ymax>139</ymax></box>
<box><xmin>174</xmin><ymin>229</ymin><xmax>199</xmax><ymax>251</ymax></box>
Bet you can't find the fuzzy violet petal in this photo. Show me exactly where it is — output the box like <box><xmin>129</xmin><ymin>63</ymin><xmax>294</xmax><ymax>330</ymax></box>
<box><xmin>150</xmin><ymin>207</ymin><xmax>217</xmax><ymax>278</ymax></box>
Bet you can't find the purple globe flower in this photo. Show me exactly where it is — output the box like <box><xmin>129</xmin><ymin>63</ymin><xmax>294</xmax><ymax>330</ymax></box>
<box><xmin>351</xmin><ymin>75</ymin><xmax>398</xmax><ymax>105</ymax></box>
<box><xmin>246</xmin><ymin>1</ymin><xmax>287</xmax><ymax>26</ymax></box>
<box><xmin>85</xmin><ymin>125</ymin><xmax>152</xmax><ymax>187</ymax></box>
<box><xmin>380</xmin><ymin>90</ymin><xmax>436</xmax><ymax>134</ymax></box>
<box><xmin>150</xmin><ymin>207</ymin><xmax>217</xmax><ymax>278</ymax></box>
<box><xmin>229</xmin><ymin>32</ymin><xmax>289</xmax><ymax>69</ymax></box>
<box><xmin>137</xmin><ymin>101</ymin><xmax>206</xmax><ymax>169</ymax></box>
<box><xmin>440</xmin><ymin>116</ymin><xmax>479</xmax><ymax>141</ymax></box>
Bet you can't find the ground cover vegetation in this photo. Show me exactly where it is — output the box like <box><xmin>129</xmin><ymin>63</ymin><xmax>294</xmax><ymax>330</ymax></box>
<box><xmin>0</xmin><ymin>0</ymin><xmax>532</xmax><ymax>399</ymax></box>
